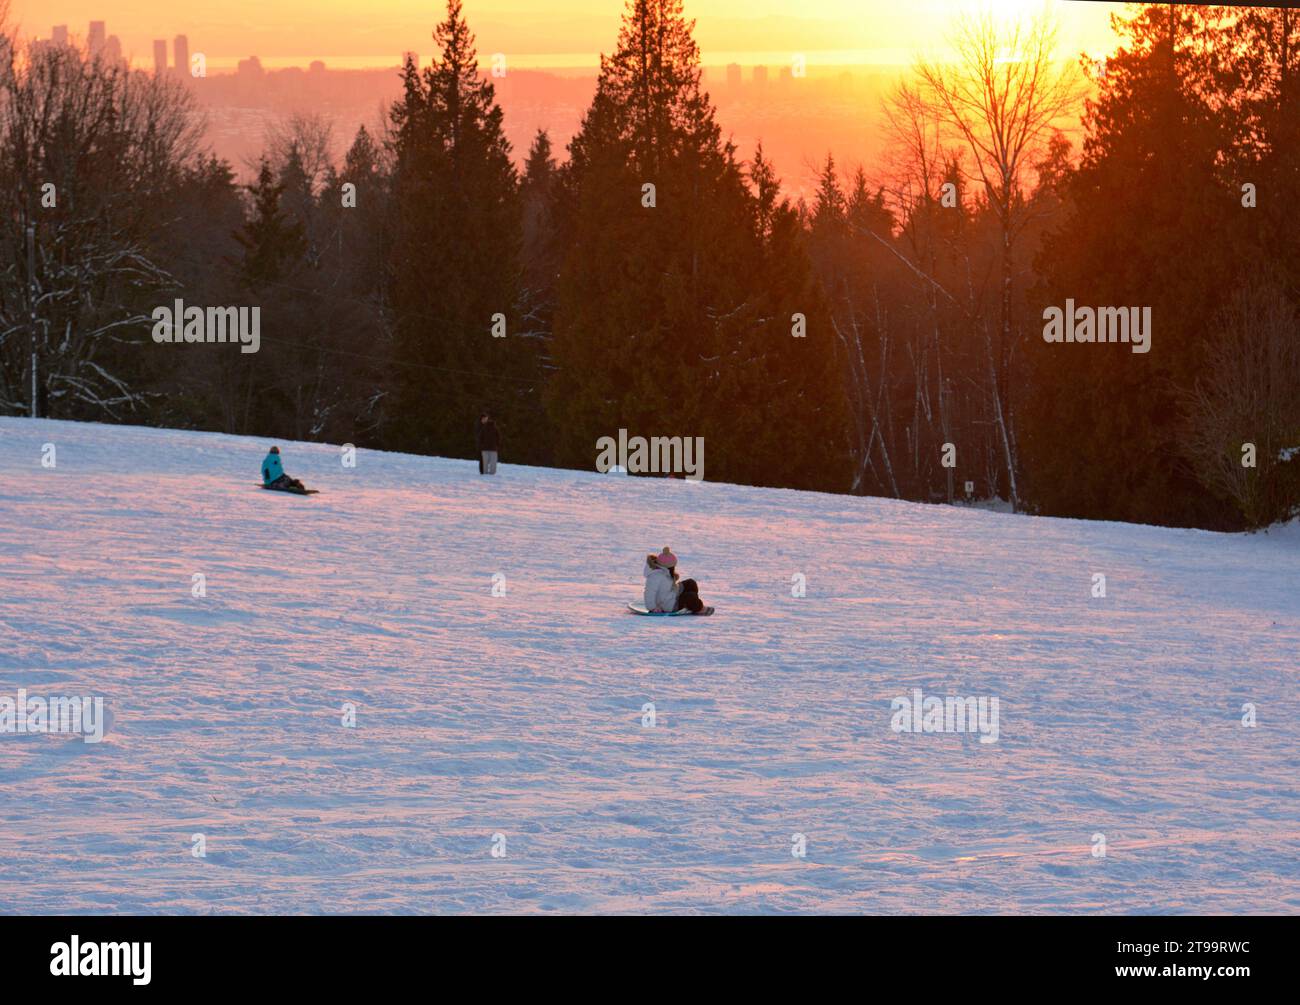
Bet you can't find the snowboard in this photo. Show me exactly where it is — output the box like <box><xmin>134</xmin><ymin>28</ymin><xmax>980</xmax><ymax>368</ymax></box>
<box><xmin>259</xmin><ymin>484</ymin><xmax>319</xmax><ymax>495</ymax></box>
<box><xmin>627</xmin><ymin>603</ymin><xmax>714</xmax><ymax>617</ymax></box>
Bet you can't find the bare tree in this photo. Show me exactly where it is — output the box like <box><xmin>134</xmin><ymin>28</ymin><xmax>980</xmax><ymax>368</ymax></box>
<box><xmin>0</xmin><ymin>32</ymin><xmax>202</xmax><ymax>415</ymax></box>
<box><xmin>914</xmin><ymin>9</ymin><xmax>1084</xmax><ymax>510</ymax></box>
<box><xmin>264</xmin><ymin>112</ymin><xmax>336</xmax><ymax>190</ymax></box>
<box><xmin>831</xmin><ymin>292</ymin><xmax>900</xmax><ymax>497</ymax></box>
<box><xmin>880</xmin><ymin>79</ymin><xmax>963</xmax><ymax>497</ymax></box>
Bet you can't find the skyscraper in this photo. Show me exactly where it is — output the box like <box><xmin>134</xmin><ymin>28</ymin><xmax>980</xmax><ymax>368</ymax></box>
<box><xmin>52</xmin><ymin>25</ymin><xmax>69</xmax><ymax>47</ymax></box>
<box><xmin>726</xmin><ymin>63</ymin><xmax>742</xmax><ymax>91</ymax></box>
<box><xmin>153</xmin><ymin>39</ymin><xmax>168</xmax><ymax>76</ymax></box>
<box><xmin>174</xmin><ymin>35</ymin><xmax>190</xmax><ymax>78</ymax></box>
<box><xmin>88</xmin><ymin>21</ymin><xmax>106</xmax><ymax>56</ymax></box>
<box><xmin>105</xmin><ymin>35</ymin><xmax>122</xmax><ymax>65</ymax></box>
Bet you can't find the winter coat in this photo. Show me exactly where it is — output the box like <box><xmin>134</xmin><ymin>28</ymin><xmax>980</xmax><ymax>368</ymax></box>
<box><xmin>261</xmin><ymin>451</ymin><xmax>285</xmax><ymax>486</ymax></box>
<box><xmin>476</xmin><ymin>419</ymin><xmax>501</xmax><ymax>452</ymax></box>
<box><xmin>674</xmin><ymin>578</ymin><xmax>703</xmax><ymax>614</ymax></box>
<box><xmin>643</xmin><ymin>560</ymin><xmax>679</xmax><ymax>613</ymax></box>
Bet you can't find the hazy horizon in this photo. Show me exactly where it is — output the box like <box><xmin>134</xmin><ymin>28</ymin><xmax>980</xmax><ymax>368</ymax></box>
<box><xmin>4</xmin><ymin>1</ymin><xmax>1120</xmax><ymax>194</ymax></box>
<box><xmin>10</xmin><ymin>0</ymin><xmax>1126</xmax><ymax>71</ymax></box>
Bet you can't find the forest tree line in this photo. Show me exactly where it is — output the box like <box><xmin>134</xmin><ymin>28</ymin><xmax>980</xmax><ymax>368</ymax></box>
<box><xmin>2</xmin><ymin>1</ymin><xmax>1298</xmax><ymax>530</ymax></box>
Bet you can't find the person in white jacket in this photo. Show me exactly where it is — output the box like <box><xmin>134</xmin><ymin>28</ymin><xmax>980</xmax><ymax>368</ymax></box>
<box><xmin>643</xmin><ymin>548</ymin><xmax>680</xmax><ymax>612</ymax></box>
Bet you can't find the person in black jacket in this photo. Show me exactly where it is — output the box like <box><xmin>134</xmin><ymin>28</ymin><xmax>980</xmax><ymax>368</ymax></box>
<box><xmin>476</xmin><ymin>411</ymin><xmax>501</xmax><ymax>475</ymax></box>
<box><xmin>673</xmin><ymin>577</ymin><xmax>713</xmax><ymax>615</ymax></box>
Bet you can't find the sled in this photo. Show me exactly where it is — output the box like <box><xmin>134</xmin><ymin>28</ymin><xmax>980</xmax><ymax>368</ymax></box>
<box><xmin>627</xmin><ymin>603</ymin><xmax>714</xmax><ymax>617</ymax></box>
<box><xmin>259</xmin><ymin>484</ymin><xmax>320</xmax><ymax>495</ymax></box>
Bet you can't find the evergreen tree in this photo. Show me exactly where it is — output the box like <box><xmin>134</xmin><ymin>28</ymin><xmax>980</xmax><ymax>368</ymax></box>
<box><xmin>549</xmin><ymin>0</ymin><xmax>847</xmax><ymax>489</ymax></box>
<box><xmin>812</xmin><ymin>155</ymin><xmax>848</xmax><ymax>238</ymax></box>
<box><xmin>743</xmin><ymin>166</ymin><xmax>849</xmax><ymax>492</ymax></box>
<box><xmin>320</xmin><ymin>124</ymin><xmax>387</xmax><ymax>293</ymax></box>
<box><xmin>230</xmin><ymin>158</ymin><xmax>309</xmax><ymax>436</ymax></box>
<box><xmin>522</xmin><ymin>129</ymin><xmax>557</xmax><ymax>193</ymax></box>
<box><xmin>277</xmin><ymin>144</ymin><xmax>318</xmax><ymax>267</ymax></box>
<box><xmin>300</xmin><ymin>124</ymin><xmax>393</xmax><ymax>445</ymax></box>
<box><xmin>385</xmin><ymin>0</ymin><xmax>536</xmax><ymax>459</ymax></box>
<box><xmin>235</xmin><ymin>159</ymin><xmax>306</xmax><ymax>289</ymax></box>
<box><xmin>149</xmin><ymin>154</ymin><xmax>248</xmax><ymax>433</ymax></box>
<box><xmin>1026</xmin><ymin>3</ymin><xmax>1238</xmax><ymax>526</ymax></box>
<box><xmin>1225</xmin><ymin>6</ymin><xmax>1300</xmax><ymax>283</ymax></box>
<box><xmin>748</xmin><ymin>142</ymin><xmax>780</xmax><ymax>239</ymax></box>
<box><xmin>520</xmin><ymin>131</ymin><xmax>560</xmax><ymax>326</ymax></box>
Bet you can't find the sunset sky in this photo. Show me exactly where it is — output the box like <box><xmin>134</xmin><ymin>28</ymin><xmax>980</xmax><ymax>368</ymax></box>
<box><xmin>12</xmin><ymin>0</ymin><xmax>1127</xmax><ymax>70</ymax></box>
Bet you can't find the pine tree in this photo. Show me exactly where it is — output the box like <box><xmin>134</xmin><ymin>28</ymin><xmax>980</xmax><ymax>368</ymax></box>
<box><xmin>523</xmin><ymin>130</ymin><xmax>556</xmax><ymax>191</ymax></box>
<box><xmin>549</xmin><ymin>0</ymin><xmax>847</xmax><ymax>489</ymax></box>
<box><xmin>234</xmin><ymin>159</ymin><xmax>305</xmax><ymax>289</ymax></box>
<box><xmin>1027</xmin><ymin>3</ymin><xmax>1238</xmax><ymax>526</ymax></box>
<box><xmin>812</xmin><ymin>154</ymin><xmax>848</xmax><ymax>237</ymax></box>
<box><xmin>321</xmin><ymin>124</ymin><xmax>387</xmax><ymax>294</ymax></box>
<box><xmin>305</xmin><ymin>125</ymin><xmax>392</xmax><ymax>445</ymax></box>
<box><xmin>277</xmin><ymin>144</ymin><xmax>318</xmax><ymax>266</ymax></box>
<box><xmin>521</xmin><ymin>130</ymin><xmax>559</xmax><ymax>302</ymax></box>
<box><xmin>743</xmin><ymin>160</ymin><xmax>849</xmax><ymax>492</ymax></box>
<box><xmin>385</xmin><ymin>0</ymin><xmax>532</xmax><ymax>459</ymax></box>
<box><xmin>1225</xmin><ymin>6</ymin><xmax>1300</xmax><ymax>280</ymax></box>
<box><xmin>748</xmin><ymin>142</ymin><xmax>779</xmax><ymax>239</ymax></box>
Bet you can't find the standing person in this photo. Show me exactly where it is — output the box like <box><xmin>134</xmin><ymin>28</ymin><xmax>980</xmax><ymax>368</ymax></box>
<box><xmin>476</xmin><ymin>410</ymin><xmax>501</xmax><ymax>475</ymax></box>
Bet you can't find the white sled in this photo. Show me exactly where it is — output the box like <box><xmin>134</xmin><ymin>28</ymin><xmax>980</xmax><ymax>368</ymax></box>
<box><xmin>627</xmin><ymin>603</ymin><xmax>690</xmax><ymax>616</ymax></box>
<box><xmin>627</xmin><ymin>603</ymin><xmax>713</xmax><ymax>617</ymax></box>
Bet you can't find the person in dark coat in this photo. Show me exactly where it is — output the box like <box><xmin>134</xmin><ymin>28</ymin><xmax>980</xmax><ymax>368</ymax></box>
<box><xmin>662</xmin><ymin>548</ymin><xmax>713</xmax><ymax>615</ymax></box>
<box><xmin>476</xmin><ymin>411</ymin><xmax>501</xmax><ymax>475</ymax></box>
<box><xmin>674</xmin><ymin>578</ymin><xmax>707</xmax><ymax>614</ymax></box>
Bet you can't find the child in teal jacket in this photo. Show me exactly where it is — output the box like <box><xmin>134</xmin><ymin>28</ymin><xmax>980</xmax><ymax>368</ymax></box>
<box><xmin>261</xmin><ymin>447</ymin><xmax>305</xmax><ymax>492</ymax></box>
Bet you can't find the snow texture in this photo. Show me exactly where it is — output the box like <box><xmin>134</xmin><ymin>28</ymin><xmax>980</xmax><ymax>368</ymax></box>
<box><xmin>1</xmin><ymin>417</ymin><xmax>1297</xmax><ymax>914</ymax></box>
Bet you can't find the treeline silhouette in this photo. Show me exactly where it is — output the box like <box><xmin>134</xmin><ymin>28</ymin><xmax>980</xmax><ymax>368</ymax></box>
<box><xmin>2</xmin><ymin>1</ymin><xmax>1297</xmax><ymax>529</ymax></box>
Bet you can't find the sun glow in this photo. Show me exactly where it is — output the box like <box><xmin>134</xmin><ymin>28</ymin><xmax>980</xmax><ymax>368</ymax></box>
<box><xmin>9</xmin><ymin>0</ymin><xmax>1125</xmax><ymax>70</ymax></box>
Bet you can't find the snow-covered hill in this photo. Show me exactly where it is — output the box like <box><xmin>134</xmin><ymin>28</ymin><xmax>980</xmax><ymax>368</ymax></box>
<box><xmin>1</xmin><ymin>417</ymin><xmax>1296</xmax><ymax>914</ymax></box>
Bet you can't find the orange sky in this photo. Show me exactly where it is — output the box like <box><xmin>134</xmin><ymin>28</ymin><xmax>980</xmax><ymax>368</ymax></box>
<box><xmin>10</xmin><ymin>0</ymin><xmax>1127</xmax><ymax>70</ymax></box>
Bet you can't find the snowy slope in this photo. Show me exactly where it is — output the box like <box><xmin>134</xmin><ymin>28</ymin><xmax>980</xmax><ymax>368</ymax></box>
<box><xmin>1</xmin><ymin>416</ymin><xmax>1297</xmax><ymax>915</ymax></box>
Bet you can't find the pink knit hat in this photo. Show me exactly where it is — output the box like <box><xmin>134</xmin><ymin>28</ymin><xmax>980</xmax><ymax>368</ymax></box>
<box><xmin>657</xmin><ymin>547</ymin><xmax>677</xmax><ymax>568</ymax></box>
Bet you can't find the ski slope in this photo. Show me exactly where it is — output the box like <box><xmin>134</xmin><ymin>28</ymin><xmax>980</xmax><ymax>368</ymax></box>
<box><xmin>1</xmin><ymin>416</ymin><xmax>1297</xmax><ymax>915</ymax></box>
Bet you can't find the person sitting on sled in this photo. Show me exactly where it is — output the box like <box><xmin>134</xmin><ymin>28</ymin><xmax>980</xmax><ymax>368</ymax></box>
<box><xmin>643</xmin><ymin>547</ymin><xmax>680</xmax><ymax>613</ymax></box>
<box><xmin>643</xmin><ymin>547</ymin><xmax>712</xmax><ymax>615</ymax></box>
<box><xmin>261</xmin><ymin>446</ymin><xmax>305</xmax><ymax>492</ymax></box>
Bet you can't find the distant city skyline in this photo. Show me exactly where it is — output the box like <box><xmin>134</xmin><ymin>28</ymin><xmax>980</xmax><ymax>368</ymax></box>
<box><xmin>11</xmin><ymin>1</ymin><xmax>1126</xmax><ymax>72</ymax></box>
<box><xmin>43</xmin><ymin>19</ymin><xmax>192</xmax><ymax>75</ymax></box>
<box><xmin>31</xmin><ymin>21</ymin><xmax>1013</xmax><ymax>76</ymax></box>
